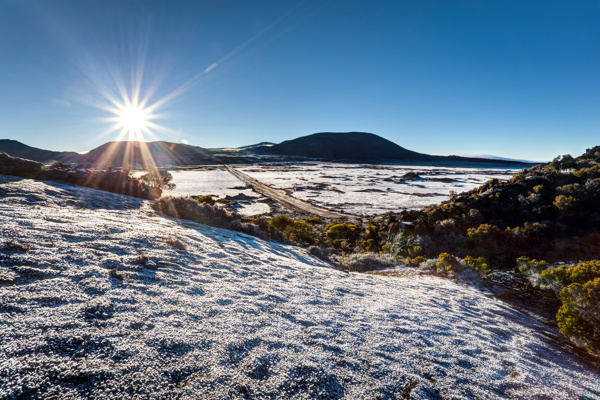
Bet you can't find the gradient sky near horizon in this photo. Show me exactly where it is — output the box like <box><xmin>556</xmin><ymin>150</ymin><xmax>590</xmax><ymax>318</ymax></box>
<box><xmin>1</xmin><ymin>0</ymin><xmax>599</xmax><ymax>161</ymax></box>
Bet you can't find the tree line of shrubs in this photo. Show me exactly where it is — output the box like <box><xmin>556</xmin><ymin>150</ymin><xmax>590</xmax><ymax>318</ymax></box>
<box><xmin>0</xmin><ymin>152</ymin><xmax>170</xmax><ymax>200</ymax></box>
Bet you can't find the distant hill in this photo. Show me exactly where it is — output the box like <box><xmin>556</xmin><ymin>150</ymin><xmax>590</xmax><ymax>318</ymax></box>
<box><xmin>0</xmin><ymin>139</ymin><xmax>80</xmax><ymax>163</ymax></box>
<box><xmin>77</xmin><ymin>141</ymin><xmax>215</xmax><ymax>168</ymax></box>
<box><xmin>255</xmin><ymin>132</ymin><xmax>530</xmax><ymax>166</ymax></box>
<box><xmin>456</xmin><ymin>153</ymin><xmax>540</xmax><ymax>164</ymax></box>
<box><xmin>0</xmin><ymin>139</ymin><xmax>217</xmax><ymax>167</ymax></box>
<box><xmin>257</xmin><ymin>132</ymin><xmax>430</xmax><ymax>161</ymax></box>
<box><xmin>237</xmin><ymin>141</ymin><xmax>275</xmax><ymax>149</ymax></box>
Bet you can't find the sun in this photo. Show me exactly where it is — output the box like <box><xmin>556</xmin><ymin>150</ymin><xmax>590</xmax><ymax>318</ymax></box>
<box><xmin>105</xmin><ymin>99</ymin><xmax>159</xmax><ymax>141</ymax></box>
<box><xmin>119</xmin><ymin>106</ymin><xmax>149</xmax><ymax>133</ymax></box>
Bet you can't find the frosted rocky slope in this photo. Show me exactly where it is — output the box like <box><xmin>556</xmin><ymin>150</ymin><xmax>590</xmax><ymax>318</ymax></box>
<box><xmin>0</xmin><ymin>175</ymin><xmax>598</xmax><ymax>399</ymax></box>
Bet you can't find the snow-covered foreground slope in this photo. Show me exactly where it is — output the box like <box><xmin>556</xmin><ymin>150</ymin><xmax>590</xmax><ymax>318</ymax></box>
<box><xmin>0</xmin><ymin>175</ymin><xmax>598</xmax><ymax>400</ymax></box>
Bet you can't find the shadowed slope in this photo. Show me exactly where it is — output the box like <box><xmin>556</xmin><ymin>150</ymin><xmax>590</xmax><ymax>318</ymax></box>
<box><xmin>0</xmin><ymin>139</ymin><xmax>80</xmax><ymax>163</ymax></box>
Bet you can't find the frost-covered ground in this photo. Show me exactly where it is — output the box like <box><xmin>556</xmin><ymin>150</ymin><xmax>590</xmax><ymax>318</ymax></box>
<box><xmin>238</xmin><ymin>162</ymin><xmax>518</xmax><ymax>215</ymax></box>
<box><xmin>159</xmin><ymin>163</ymin><xmax>518</xmax><ymax>217</ymax></box>
<box><xmin>1</xmin><ymin>175</ymin><xmax>599</xmax><ymax>400</ymax></box>
<box><xmin>146</xmin><ymin>168</ymin><xmax>271</xmax><ymax>216</ymax></box>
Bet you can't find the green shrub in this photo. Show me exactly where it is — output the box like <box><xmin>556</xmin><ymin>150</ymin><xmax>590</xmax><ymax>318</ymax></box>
<box><xmin>250</xmin><ymin>217</ymin><xmax>270</xmax><ymax>231</ymax></box>
<box><xmin>541</xmin><ymin>260</ymin><xmax>600</xmax><ymax>286</ymax></box>
<box><xmin>384</xmin><ymin>229</ymin><xmax>422</xmax><ymax>259</ymax></box>
<box><xmin>307</xmin><ymin>216</ymin><xmax>323</xmax><ymax>224</ymax></box>
<box><xmin>139</xmin><ymin>165</ymin><xmax>175</xmax><ymax>190</ymax></box>
<box><xmin>364</xmin><ymin>238</ymin><xmax>377</xmax><ymax>252</ymax></box>
<box><xmin>557</xmin><ymin>278</ymin><xmax>600</xmax><ymax>353</ymax></box>
<box><xmin>284</xmin><ymin>220</ymin><xmax>316</xmax><ymax>245</ymax></box>
<box><xmin>406</xmin><ymin>256</ymin><xmax>426</xmax><ymax>267</ymax></box>
<box><xmin>517</xmin><ymin>257</ymin><xmax>548</xmax><ymax>274</ymax></box>
<box><xmin>467</xmin><ymin>224</ymin><xmax>502</xmax><ymax>239</ymax></box>
<box><xmin>573</xmin><ymin>165</ymin><xmax>600</xmax><ymax>180</ymax></box>
<box><xmin>198</xmin><ymin>195</ymin><xmax>216</xmax><ymax>205</ymax></box>
<box><xmin>509</xmin><ymin>222</ymin><xmax>550</xmax><ymax>237</ymax></box>
<box><xmin>553</xmin><ymin>194</ymin><xmax>577</xmax><ymax>210</ymax></box>
<box><xmin>533</xmin><ymin>184</ymin><xmax>545</xmax><ymax>193</ymax></box>
<box><xmin>270</xmin><ymin>215</ymin><xmax>293</xmax><ymax>230</ymax></box>
<box><xmin>436</xmin><ymin>253</ymin><xmax>459</xmax><ymax>272</ymax></box>
<box><xmin>463</xmin><ymin>256</ymin><xmax>490</xmax><ymax>274</ymax></box>
<box><xmin>342</xmin><ymin>253</ymin><xmax>395</xmax><ymax>272</ymax></box>
<box><xmin>325</xmin><ymin>223</ymin><xmax>360</xmax><ymax>240</ymax></box>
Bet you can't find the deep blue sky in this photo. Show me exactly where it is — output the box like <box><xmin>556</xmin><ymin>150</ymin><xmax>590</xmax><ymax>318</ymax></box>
<box><xmin>1</xmin><ymin>0</ymin><xmax>599</xmax><ymax>161</ymax></box>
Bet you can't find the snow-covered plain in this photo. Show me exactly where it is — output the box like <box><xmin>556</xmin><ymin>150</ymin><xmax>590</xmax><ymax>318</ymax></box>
<box><xmin>149</xmin><ymin>168</ymin><xmax>271</xmax><ymax>216</ymax></box>
<box><xmin>160</xmin><ymin>163</ymin><xmax>518</xmax><ymax>217</ymax></box>
<box><xmin>1</xmin><ymin>175</ymin><xmax>599</xmax><ymax>399</ymax></box>
<box><xmin>237</xmin><ymin>163</ymin><xmax>519</xmax><ymax>215</ymax></box>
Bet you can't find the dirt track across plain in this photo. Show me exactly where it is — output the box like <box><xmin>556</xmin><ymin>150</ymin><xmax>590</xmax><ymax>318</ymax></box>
<box><xmin>225</xmin><ymin>165</ymin><xmax>352</xmax><ymax>219</ymax></box>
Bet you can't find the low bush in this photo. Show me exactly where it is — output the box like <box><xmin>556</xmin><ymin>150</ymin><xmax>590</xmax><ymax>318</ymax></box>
<box><xmin>325</xmin><ymin>223</ymin><xmax>360</xmax><ymax>242</ymax></box>
<box><xmin>342</xmin><ymin>253</ymin><xmax>396</xmax><ymax>272</ymax></box>
<box><xmin>462</xmin><ymin>256</ymin><xmax>490</xmax><ymax>274</ymax></box>
<box><xmin>307</xmin><ymin>216</ymin><xmax>323</xmax><ymax>224</ymax></box>
<box><xmin>557</xmin><ymin>278</ymin><xmax>600</xmax><ymax>354</ymax></box>
<box><xmin>541</xmin><ymin>260</ymin><xmax>600</xmax><ymax>286</ymax></box>
<box><xmin>284</xmin><ymin>220</ymin><xmax>316</xmax><ymax>245</ymax></box>
<box><xmin>436</xmin><ymin>253</ymin><xmax>459</xmax><ymax>272</ymax></box>
<box><xmin>405</xmin><ymin>256</ymin><xmax>427</xmax><ymax>267</ymax></box>
<box><xmin>153</xmin><ymin>197</ymin><xmax>268</xmax><ymax>241</ymax></box>
<box><xmin>270</xmin><ymin>215</ymin><xmax>293</xmax><ymax>231</ymax></box>
<box><xmin>521</xmin><ymin>258</ymin><xmax>600</xmax><ymax>355</ymax></box>
<box><xmin>308</xmin><ymin>246</ymin><xmax>340</xmax><ymax>264</ymax></box>
<box><xmin>139</xmin><ymin>164</ymin><xmax>175</xmax><ymax>191</ymax></box>
<box><xmin>383</xmin><ymin>229</ymin><xmax>422</xmax><ymax>259</ymax></box>
<box><xmin>0</xmin><ymin>152</ymin><xmax>162</xmax><ymax>199</ymax></box>
<box><xmin>198</xmin><ymin>195</ymin><xmax>216</xmax><ymax>205</ymax></box>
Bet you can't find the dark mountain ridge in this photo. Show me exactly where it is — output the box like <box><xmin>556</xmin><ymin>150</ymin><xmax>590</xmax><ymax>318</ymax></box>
<box><xmin>257</xmin><ymin>132</ymin><xmax>428</xmax><ymax>161</ymax></box>
<box><xmin>254</xmin><ymin>132</ymin><xmax>531</xmax><ymax>166</ymax></box>
<box><xmin>2</xmin><ymin>133</ymin><xmax>532</xmax><ymax>167</ymax></box>
<box><xmin>0</xmin><ymin>139</ymin><xmax>80</xmax><ymax>163</ymax></box>
<box><xmin>0</xmin><ymin>140</ymin><xmax>216</xmax><ymax>167</ymax></box>
<box><xmin>76</xmin><ymin>141</ymin><xmax>214</xmax><ymax>168</ymax></box>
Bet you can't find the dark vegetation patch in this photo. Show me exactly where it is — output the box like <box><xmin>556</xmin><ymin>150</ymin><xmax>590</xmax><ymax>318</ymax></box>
<box><xmin>0</xmin><ymin>152</ymin><xmax>167</xmax><ymax>200</ymax></box>
<box><xmin>152</xmin><ymin>197</ymin><xmax>274</xmax><ymax>241</ymax></box>
<box><xmin>1</xmin><ymin>240</ymin><xmax>32</xmax><ymax>253</ymax></box>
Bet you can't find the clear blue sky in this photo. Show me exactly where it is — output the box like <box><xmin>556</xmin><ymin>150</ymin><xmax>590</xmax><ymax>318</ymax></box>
<box><xmin>1</xmin><ymin>0</ymin><xmax>599</xmax><ymax>161</ymax></box>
